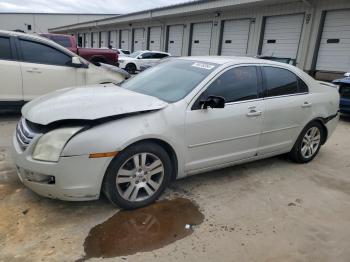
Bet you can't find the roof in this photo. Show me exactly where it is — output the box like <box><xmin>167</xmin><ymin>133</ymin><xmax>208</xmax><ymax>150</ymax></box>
<box><xmin>0</xmin><ymin>12</ymin><xmax>118</xmax><ymax>16</ymax></box>
<box><xmin>179</xmin><ymin>56</ymin><xmax>284</xmax><ymax>66</ymax></box>
<box><xmin>49</xmin><ymin>0</ymin><xmax>286</xmax><ymax>32</ymax></box>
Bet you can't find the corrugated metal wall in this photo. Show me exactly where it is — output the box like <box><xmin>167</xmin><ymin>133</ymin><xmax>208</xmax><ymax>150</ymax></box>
<box><xmin>53</xmin><ymin>0</ymin><xmax>350</xmax><ymax>76</ymax></box>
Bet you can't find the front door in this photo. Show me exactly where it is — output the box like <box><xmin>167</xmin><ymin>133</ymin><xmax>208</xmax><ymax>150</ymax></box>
<box><xmin>18</xmin><ymin>38</ymin><xmax>83</xmax><ymax>100</ymax></box>
<box><xmin>185</xmin><ymin>66</ymin><xmax>264</xmax><ymax>172</ymax></box>
<box><xmin>259</xmin><ymin>66</ymin><xmax>312</xmax><ymax>154</ymax></box>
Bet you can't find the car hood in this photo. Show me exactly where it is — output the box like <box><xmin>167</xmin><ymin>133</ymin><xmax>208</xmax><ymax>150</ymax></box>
<box><xmin>22</xmin><ymin>85</ymin><xmax>168</xmax><ymax>125</ymax></box>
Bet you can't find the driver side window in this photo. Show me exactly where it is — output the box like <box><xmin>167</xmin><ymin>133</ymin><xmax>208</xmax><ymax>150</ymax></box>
<box><xmin>198</xmin><ymin>66</ymin><xmax>259</xmax><ymax>106</ymax></box>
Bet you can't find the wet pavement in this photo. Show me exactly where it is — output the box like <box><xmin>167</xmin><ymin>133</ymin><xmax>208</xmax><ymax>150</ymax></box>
<box><xmin>1</xmin><ymin>115</ymin><xmax>350</xmax><ymax>262</ymax></box>
<box><xmin>78</xmin><ymin>198</ymin><xmax>204</xmax><ymax>261</ymax></box>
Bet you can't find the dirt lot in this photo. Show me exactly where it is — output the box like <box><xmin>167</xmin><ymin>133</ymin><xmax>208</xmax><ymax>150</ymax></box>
<box><xmin>1</xmin><ymin>114</ymin><xmax>350</xmax><ymax>262</ymax></box>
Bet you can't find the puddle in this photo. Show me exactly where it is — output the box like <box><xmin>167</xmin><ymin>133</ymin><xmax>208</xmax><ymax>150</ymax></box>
<box><xmin>78</xmin><ymin>198</ymin><xmax>204</xmax><ymax>261</ymax></box>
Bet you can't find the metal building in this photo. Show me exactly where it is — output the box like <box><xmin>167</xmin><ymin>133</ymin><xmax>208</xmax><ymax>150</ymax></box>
<box><xmin>49</xmin><ymin>0</ymin><xmax>350</xmax><ymax>80</ymax></box>
<box><xmin>0</xmin><ymin>13</ymin><xmax>117</xmax><ymax>34</ymax></box>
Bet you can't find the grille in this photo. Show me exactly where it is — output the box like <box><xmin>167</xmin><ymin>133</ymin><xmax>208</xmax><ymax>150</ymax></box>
<box><xmin>16</xmin><ymin>118</ymin><xmax>37</xmax><ymax>150</ymax></box>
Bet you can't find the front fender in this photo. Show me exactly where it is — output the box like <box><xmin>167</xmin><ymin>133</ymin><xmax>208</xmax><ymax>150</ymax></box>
<box><xmin>61</xmin><ymin>107</ymin><xmax>186</xmax><ymax>177</ymax></box>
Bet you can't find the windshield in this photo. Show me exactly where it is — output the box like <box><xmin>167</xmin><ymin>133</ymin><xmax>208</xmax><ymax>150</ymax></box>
<box><xmin>129</xmin><ymin>51</ymin><xmax>143</xmax><ymax>58</ymax></box>
<box><xmin>120</xmin><ymin>59</ymin><xmax>219</xmax><ymax>102</ymax></box>
<box><xmin>48</xmin><ymin>35</ymin><xmax>71</xmax><ymax>48</ymax></box>
<box><xmin>122</xmin><ymin>50</ymin><xmax>131</xmax><ymax>55</ymax></box>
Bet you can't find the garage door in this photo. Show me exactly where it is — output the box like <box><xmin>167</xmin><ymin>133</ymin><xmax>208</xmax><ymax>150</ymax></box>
<box><xmin>133</xmin><ymin>28</ymin><xmax>145</xmax><ymax>51</ymax></box>
<box><xmin>120</xmin><ymin>30</ymin><xmax>130</xmax><ymax>50</ymax></box>
<box><xmin>85</xmin><ymin>33</ymin><xmax>91</xmax><ymax>48</ymax></box>
<box><xmin>220</xmin><ymin>19</ymin><xmax>251</xmax><ymax>56</ymax></box>
<box><xmin>149</xmin><ymin>27</ymin><xmax>162</xmax><ymax>51</ymax></box>
<box><xmin>316</xmin><ymin>10</ymin><xmax>350</xmax><ymax>72</ymax></box>
<box><xmin>261</xmin><ymin>14</ymin><xmax>304</xmax><ymax>59</ymax></box>
<box><xmin>100</xmin><ymin>31</ymin><xmax>109</xmax><ymax>48</ymax></box>
<box><xmin>110</xmin><ymin>31</ymin><xmax>117</xmax><ymax>48</ymax></box>
<box><xmin>167</xmin><ymin>25</ymin><xmax>184</xmax><ymax>56</ymax></box>
<box><xmin>92</xmin><ymin>32</ymin><xmax>99</xmax><ymax>48</ymax></box>
<box><xmin>191</xmin><ymin>22</ymin><xmax>213</xmax><ymax>56</ymax></box>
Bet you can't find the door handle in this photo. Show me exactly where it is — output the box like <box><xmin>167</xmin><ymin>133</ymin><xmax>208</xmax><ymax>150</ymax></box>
<box><xmin>247</xmin><ymin>107</ymin><xmax>262</xmax><ymax>117</ymax></box>
<box><xmin>301</xmin><ymin>101</ymin><xmax>312</xmax><ymax>108</ymax></box>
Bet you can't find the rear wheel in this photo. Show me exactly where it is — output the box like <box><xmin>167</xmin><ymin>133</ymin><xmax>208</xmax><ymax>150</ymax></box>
<box><xmin>103</xmin><ymin>142</ymin><xmax>172</xmax><ymax>209</ymax></box>
<box><xmin>289</xmin><ymin>122</ymin><xmax>325</xmax><ymax>163</ymax></box>
<box><xmin>125</xmin><ymin>63</ymin><xmax>137</xmax><ymax>74</ymax></box>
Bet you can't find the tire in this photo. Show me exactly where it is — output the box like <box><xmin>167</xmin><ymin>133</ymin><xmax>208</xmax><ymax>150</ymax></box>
<box><xmin>289</xmin><ymin>121</ymin><xmax>325</xmax><ymax>163</ymax></box>
<box><xmin>103</xmin><ymin>142</ymin><xmax>172</xmax><ymax>209</ymax></box>
<box><xmin>125</xmin><ymin>63</ymin><xmax>137</xmax><ymax>74</ymax></box>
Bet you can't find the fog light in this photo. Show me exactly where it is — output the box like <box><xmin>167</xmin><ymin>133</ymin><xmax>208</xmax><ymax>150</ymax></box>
<box><xmin>24</xmin><ymin>170</ymin><xmax>55</xmax><ymax>184</ymax></box>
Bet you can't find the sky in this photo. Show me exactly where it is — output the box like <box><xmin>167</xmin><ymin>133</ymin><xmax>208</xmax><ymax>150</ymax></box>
<box><xmin>0</xmin><ymin>0</ymin><xmax>194</xmax><ymax>14</ymax></box>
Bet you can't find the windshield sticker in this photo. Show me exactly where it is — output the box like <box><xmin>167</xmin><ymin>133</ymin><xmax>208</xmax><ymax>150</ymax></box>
<box><xmin>191</xmin><ymin>62</ymin><xmax>215</xmax><ymax>70</ymax></box>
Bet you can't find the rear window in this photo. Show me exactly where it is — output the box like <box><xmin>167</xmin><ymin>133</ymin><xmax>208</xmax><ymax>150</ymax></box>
<box><xmin>0</xmin><ymin>36</ymin><xmax>12</xmax><ymax>60</ymax></box>
<box><xmin>47</xmin><ymin>35</ymin><xmax>72</xmax><ymax>48</ymax></box>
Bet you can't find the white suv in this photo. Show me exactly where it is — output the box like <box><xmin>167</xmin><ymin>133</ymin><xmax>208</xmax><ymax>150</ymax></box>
<box><xmin>118</xmin><ymin>50</ymin><xmax>170</xmax><ymax>73</ymax></box>
<box><xmin>0</xmin><ymin>30</ymin><xmax>126</xmax><ymax>109</ymax></box>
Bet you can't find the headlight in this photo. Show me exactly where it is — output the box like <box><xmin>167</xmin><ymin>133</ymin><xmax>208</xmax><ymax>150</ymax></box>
<box><xmin>32</xmin><ymin>127</ymin><xmax>83</xmax><ymax>162</ymax></box>
<box><xmin>119</xmin><ymin>60</ymin><xmax>125</xmax><ymax>63</ymax></box>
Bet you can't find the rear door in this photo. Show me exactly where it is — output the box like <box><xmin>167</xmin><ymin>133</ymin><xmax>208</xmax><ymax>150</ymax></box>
<box><xmin>0</xmin><ymin>35</ymin><xmax>23</xmax><ymax>102</ymax></box>
<box><xmin>259</xmin><ymin>66</ymin><xmax>311</xmax><ymax>155</ymax></box>
<box><xmin>18</xmin><ymin>38</ymin><xmax>85</xmax><ymax>100</ymax></box>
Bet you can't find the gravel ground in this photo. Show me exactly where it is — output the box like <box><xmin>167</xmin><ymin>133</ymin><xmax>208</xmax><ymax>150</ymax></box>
<box><xmin>0</xmin><ymin>113</ymin><xmax>350</xmax><ymax>262</ymax></box>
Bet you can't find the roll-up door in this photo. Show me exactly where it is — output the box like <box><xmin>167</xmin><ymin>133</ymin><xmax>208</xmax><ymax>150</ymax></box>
<box><xmin>261</xmin><ymin>14</ymin><xmax>304</xmax><ymax>59</ymax></box>
<box><xmin>110</xmin><ymin>31</ymin><xmax>117</xmax><ymax>48</ymax></box>
<box><xmin>133</xmin><ymin>28</ymin><xmax>145</xmax><ymax>51</ymax></box>
<box><xmin>120</xmin><ymin>30</ymin><xmax>130</xmax><ymax>50</ymax></box>
<box><xmin>92</xmin><ymin>32</ymin><xmax>99</xmax><ymax>48</ymax></box>
<box><xmin>167</xmin><ymin>25</ymin><xmax>184</xmax><ymax>56</ymax></box>
<box><xmin>191</xmin><ymin>22</ymin><xmax>213</xmax><ymax>56</ymax></box>
<box><xmin>220</xmin><ymin>19</ymin><xmax>251</xmax><ymax>56</ymax></box>
<box><xmin>85</xmin><ymin>33</ymin><xmax>91</xmax><ymax>48</ymax></box>
<box><xmin>316</xmin><ymin>10</ymin><xmax>350</xmax><ymax>72</ymax></box>
<box><xmin>100</xmin><ymin>31</ymin><xmax>109</xmax><ymax>48</ymax></box>
<box><xmin>149</xmin><ymin>27</ymin><xmax>162</xmax><ymax>51</ymax></box>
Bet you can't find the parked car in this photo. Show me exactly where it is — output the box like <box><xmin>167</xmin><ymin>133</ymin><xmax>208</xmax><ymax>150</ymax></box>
<box><xmin>0</xmin><ymin>30</ymin><xmax>126</xmax><ymax>109</ymax></box>
<box><xmin>13</xmin><ymin>57</ymin><xmax>339</xmax><ymax>209</ymax></box>
<box><xmin>333</xmin><ymin>72</ymin><xmax>350</xmax><ymax>115</ymax></box>
<box><xmin>40</xmin><ymin>33</ymin><xmax>119</xmax><ymax>66</ymax></box>
<box><xmin>117</xmin><ymin>49</ymin><xmax>131</xmax><ymax>57</ymax></box>
<box><xmin>119</xmin><ymin>50</ymin><xmax>170</xmax><ymax>73</ymax></box>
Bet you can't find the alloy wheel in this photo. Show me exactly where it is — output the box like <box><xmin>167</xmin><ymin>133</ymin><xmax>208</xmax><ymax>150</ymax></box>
<box><xmin>116</xmin><ymin>153</ymin><xmax>164</xmax><ymax>202</ymax></box>
<box><xmin>301</xmin><ymin>127</ymin><xmax>321</xmax><ymax>159</ymax></box>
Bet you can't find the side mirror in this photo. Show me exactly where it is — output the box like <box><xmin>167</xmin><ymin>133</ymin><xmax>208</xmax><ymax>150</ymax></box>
<box><xmin>71</xmin><ymin>56</ymin><xmax>83</xmax><ymax>67</ymax></box>
<box><xmin>344</xmin><ymin>72</ymin><xmax>350</xmax><ymax>77</ymax></box>
<box><xmin>138</xmin><ymin>55</ymin><xmax>142</xmax><ymax>59</ymax></box>
<box><xmin>199</xmin><ymin>96</ymin><xmax>225</xmax><ymax>109</ymax></box>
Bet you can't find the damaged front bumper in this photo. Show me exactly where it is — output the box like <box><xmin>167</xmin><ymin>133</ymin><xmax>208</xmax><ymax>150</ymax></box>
<box><xmin>12</xmin><ymin>133</ymin><xmax>110</xmax><ymax>201</ymax></box>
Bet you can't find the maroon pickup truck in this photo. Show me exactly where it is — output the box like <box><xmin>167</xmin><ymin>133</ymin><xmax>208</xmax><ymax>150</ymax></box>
<box><xmin>40</xmin><ymin>33</ymin><xmax>118</xmax><ymax>66</ymax></box>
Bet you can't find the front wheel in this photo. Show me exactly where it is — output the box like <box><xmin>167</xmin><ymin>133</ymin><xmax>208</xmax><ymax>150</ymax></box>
<box><xmin>289</xmin><ymin>122</ymin><xmax>325</xmax><ymax>163</ymax></box>
<box><xmin>103</xmin><ymin>142</ymin><xmax>172</xmax><ymax>209</ymax></box>
<box><xmin>125</xmin><ymin>63</ymin><xmax>137</xmax><ymax>74</ymax></box>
